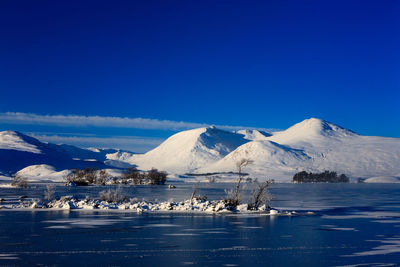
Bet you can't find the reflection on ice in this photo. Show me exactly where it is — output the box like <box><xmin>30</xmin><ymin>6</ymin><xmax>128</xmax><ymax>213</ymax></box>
<box><xmin>43</xmin><ymin>218</ymin><xmax>125</xmax><ymax>228</ymax></box>
<box><xmin>164</xmin><ymin>233</ymin><xmax>200</xmax><ymax>236</ymax></box>
<box><xmin>349</xmin><ymin>237</ymin><xmax>400</xmax><ymax>256</ymax></box>
<box><xmin>322</xmin><ymin>211</ymin><xmax>400</xmax><ymax>220</ymax></box>
<box><xmin>0</xmin><ymin>254</ymin><xmax>19</xmax><ymax>260</ymax></box>
<box><xmin>144</xmin><ymin>224</ymin><xmax>180</xmax><ymax>227</ymax></box>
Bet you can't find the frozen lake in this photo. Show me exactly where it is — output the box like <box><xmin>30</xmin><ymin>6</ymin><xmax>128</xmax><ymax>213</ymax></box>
<box><xmin>1</xmin><ymin>183</ymin><xmax>400</xmax><ymax>266</ymax></box>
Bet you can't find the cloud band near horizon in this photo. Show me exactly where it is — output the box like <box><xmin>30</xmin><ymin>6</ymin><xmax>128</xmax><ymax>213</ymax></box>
<box><xmin>0</xmin><ymin>112</ymin><xmax>273</xmax><ymax>132</ymax></box>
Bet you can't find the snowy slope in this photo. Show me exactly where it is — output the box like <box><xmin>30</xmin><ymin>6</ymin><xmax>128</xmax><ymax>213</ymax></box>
<box><xmin>126</xmin><ymin>126</ymin><xmax>249</xmax><ymax>173</ymax></box>
<box><xmin>202</xmin><ymin>118</ymin><xmax>400</xmax><ymax>181</ymax></box>
<box><xmin>0</xmin><ymin>131</ymin><xmax>120</xmax><ymax>174</ymax></box>
<box><xmin>236</xmin><ymin>129</ymin><xmax>271</xmax><ymax>140</ymax></box>
<box><xmin>0</xmin><ymin>131</ymin><xmax>42</xmax><ymax>154</ymax></box>
<box><xmin>16</xmin><ymin>164</ymin><xmax>71</xmax><ymax>182</ymax></box>
<box><xmin>199</xmin><ymin>140</ymin><xmax>311</xmax><ymax>179</ymax></box>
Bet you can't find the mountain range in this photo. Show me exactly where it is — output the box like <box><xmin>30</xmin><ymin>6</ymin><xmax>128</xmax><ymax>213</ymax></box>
<box><xmin>0</xmin><ymin>130</ymin><xmax>134</xmax><ymax>176</ymax></box>
<box><xmin>1</xmin><ymin>118</ymin><xmax>400</xmax><ymax>182</ymax></box>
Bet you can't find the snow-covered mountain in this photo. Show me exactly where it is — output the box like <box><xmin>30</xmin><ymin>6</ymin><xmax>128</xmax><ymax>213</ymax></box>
<box><xmin>0</xmin><ymin>131</ymin><xmax>134</xmax><ymax>175</ymax></box>
<box><xmin>121</xmin><ymin>118</ymin><xmax>400</xmax><ymax>182</ymax></box>
<box><xmin>202</xmin><ymin>118</ymin><xmax>400</xmax><ymax>181</ymax></box>
<box><xmin>125</xmin><ymin>126</ymin><xmax>249</xmax><ymax>173</ymax></box>
<box><xmin>2</xmin><ymin>118</ymin><xmax>400</xmax><ymax>182</ymax></box>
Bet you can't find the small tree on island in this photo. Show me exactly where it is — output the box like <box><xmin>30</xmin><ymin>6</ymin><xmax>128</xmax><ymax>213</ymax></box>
<box><xmin>224</xmin><ymin>158</ymin><xmax>253</xmax><ymax>209</ymax></box>
<box><xmin>248</xmin><ymin>180</ymin><xmax>272</xmax><ymax>210</ymax></box>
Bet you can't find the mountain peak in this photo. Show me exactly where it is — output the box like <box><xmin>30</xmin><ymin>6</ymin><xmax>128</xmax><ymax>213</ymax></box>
<box><xmin>127</xmin><ymin>126</ymin><xmax>249</xmax><ymax>173</ymax></box>
<box><xmin>236</xmin><ymin>129</ymin><xmax>272</xmax><ymax>140</ymax></box>
<box><xmin>0</xmin><ymin>130</ymin><xmax>42</xmax><ymax>154</ymax></box>
<box><xmin>296</xmin><ymin>118</ymin><xmax>356</xmax><ymax>135</ymax></box>
<box><xmin>268</xmin><ymin>118</ymin><xmax>356</xmax><ymax>144</ymax></box>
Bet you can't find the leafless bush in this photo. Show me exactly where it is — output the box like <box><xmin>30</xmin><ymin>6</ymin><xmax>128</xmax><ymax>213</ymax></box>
<box><xmin>147</xmin><ymin>168</ymin><xmax>167</xmax><ymax>185</ymax></box>
<box><xmin>121</xmin><ymin>167</ymin><xmax>167</xmax><ymax>185</ymax></box>
<box><xmin>45</xmin><ymin>184</ymin><xmax>56</xmax><ymax>201</ymax></box>
<box><xmin>248</xmin><ymin>180</ymin><xmax>272</xmax><ymax>210</ymax></box>
<box><xmin>99</xmin><ymin>186</ymin><xmax>128</xmax><ymax>203</ymax></box>
<box><xmin>11</xmin><ymin>174</ymin><xmax>28</xmax><ymax>188</ymax></box>
<box><xmin>64</xmin><ymin>168</ymin><xmax>110</xmax><ymax>186</ymax></box>
<box><xmin>188</xmin><ymin>182</ymin><xmax>207</xmax><ymax>204</ymax></box>
<box><xmin>223</xmin><ymin>158</ymin><xmax>253</xmax><ymax>208</ymax></box>
<box><xmin>65</xmin><ymin>169</ymin><xmax>89</xmax><ymax>186</ymax></box>
<box><xmin>122</xmin><ymin>167</ymin><xmax>140</xmax><ymax>184</ymax></box>
<box><xmin>96</xmin><ymin>169</ymin><xmax>109</xmax><ymax>185</ymax></box>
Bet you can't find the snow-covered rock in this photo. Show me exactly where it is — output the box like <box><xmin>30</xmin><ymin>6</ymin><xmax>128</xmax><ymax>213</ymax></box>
<box><xmin>6</xmin><ymin>196</ymin><xmax>285</xmax><ymax>214</ymax></box>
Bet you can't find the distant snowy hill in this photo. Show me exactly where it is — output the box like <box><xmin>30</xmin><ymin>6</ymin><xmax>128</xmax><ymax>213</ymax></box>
<box><xmin>16</xmin><ymin>164</ymin><xmax>71</xmax><ymax>182</ymax></box>
<box><xmin>235</xmin><ymin>129</ymin><xmax>271</xmax><ymax>141</ymax></box>
<box><xmin>0</xmin><ymin>131</ymin><xmax>135</xmax><ymax>175</ymax></box>
<box><xmin>125</xmin><ymin>126</ymin><xmax>249</xmax><ymax>173</ymax></box>
<box><xmin>122</xmin><ymin>118</ymin><xmax>400</xmax><ymax>182</ymax></box>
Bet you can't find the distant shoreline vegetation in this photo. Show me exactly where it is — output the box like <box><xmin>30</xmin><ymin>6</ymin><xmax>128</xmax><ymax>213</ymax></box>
<box><xmin>293</xmin><ymin>171</ymin><xmax>349</xmax><ymax>183</ymax></box>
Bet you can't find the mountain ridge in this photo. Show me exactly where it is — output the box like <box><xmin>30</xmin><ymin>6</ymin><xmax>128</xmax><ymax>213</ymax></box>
<box><xmin>1</xmin><ymin>118</ymin><xmax>400</xmax><ymax>182</ymax></box>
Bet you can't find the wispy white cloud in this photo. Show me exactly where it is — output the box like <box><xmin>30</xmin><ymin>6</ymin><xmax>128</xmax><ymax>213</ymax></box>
<box><xmin>0</xmin><ymin>112</ymin><xmax>274</xmax><ymax>132</ymax></box>
<box><xmin>0</xmin><ymin>112</ymin><xmax>207</xmax><ymax>130</ymax></box>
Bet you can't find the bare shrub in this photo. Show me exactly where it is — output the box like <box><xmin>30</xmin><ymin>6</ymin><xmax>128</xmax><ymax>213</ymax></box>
<box><xmin>45</xmin><ymin>184</ymin><xmax>56</xmax><ymax>201</ymax></box>
<box><xmin>223</xmin><ymin>158</ymin><xmax>253</xmax><ymax>208</ymax></box>
<box><xmin>248</xmin><ymin>180</ymin><xmax>272</xmax><ymax>210</ymax></box>
<box><xmin>83</xmin><ymin>168</ymin><xmax>97</xmax><ymax>184</ymax></box>
<box><xmin>65</xmin><ymin>168</ymin><xmax>109</xmax><ymax>186</ymax></box>
<box><xmin>147</xmin><ymin>168</ymin><xmax>167</xmax><ymax>185</ymax></box>
<box><xmin>11</xmin><ymin>174</ymin><xmax>28</xmax><ymax>188</ymax></box>
<box><xmin>96</xmin><ymin>169</ymin><xmax>109</xmax><ymax>185</ymax></box>
<box><xmin>122</xmin><ymin>167</ymin><xmax>140</xmax><ymax>184</ymax></box>
<box><xmin>189</xmin><ymin>182</ymin><xmax>207</xmax><ymax>204</ymax></box>
<box><xmin>65</xmin><ymin>169</ymin><xmax>89</xmax><ymax>186</ymax></box>
<box><xmin>99</xmin><ymin>186</ymin><xmax>128</xmax><ymax>203</ymax></box>
<box><xmin>121</xmin><ymin>168</ymin><xmax>167</xmax><ymax>185</ymax></box>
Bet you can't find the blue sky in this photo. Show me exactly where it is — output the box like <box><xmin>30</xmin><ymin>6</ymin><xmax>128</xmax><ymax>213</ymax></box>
<box><xmin>0</xmin><ymin>0</ymin><xmax>399</xmax><ymax>152</ymax></box>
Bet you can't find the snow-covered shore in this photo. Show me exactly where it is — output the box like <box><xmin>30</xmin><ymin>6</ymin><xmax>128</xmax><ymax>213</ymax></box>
<box><xmin>0</xmin><ymin>195</ymin><xmax>301</xmax><ymax>215</ymax></box>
